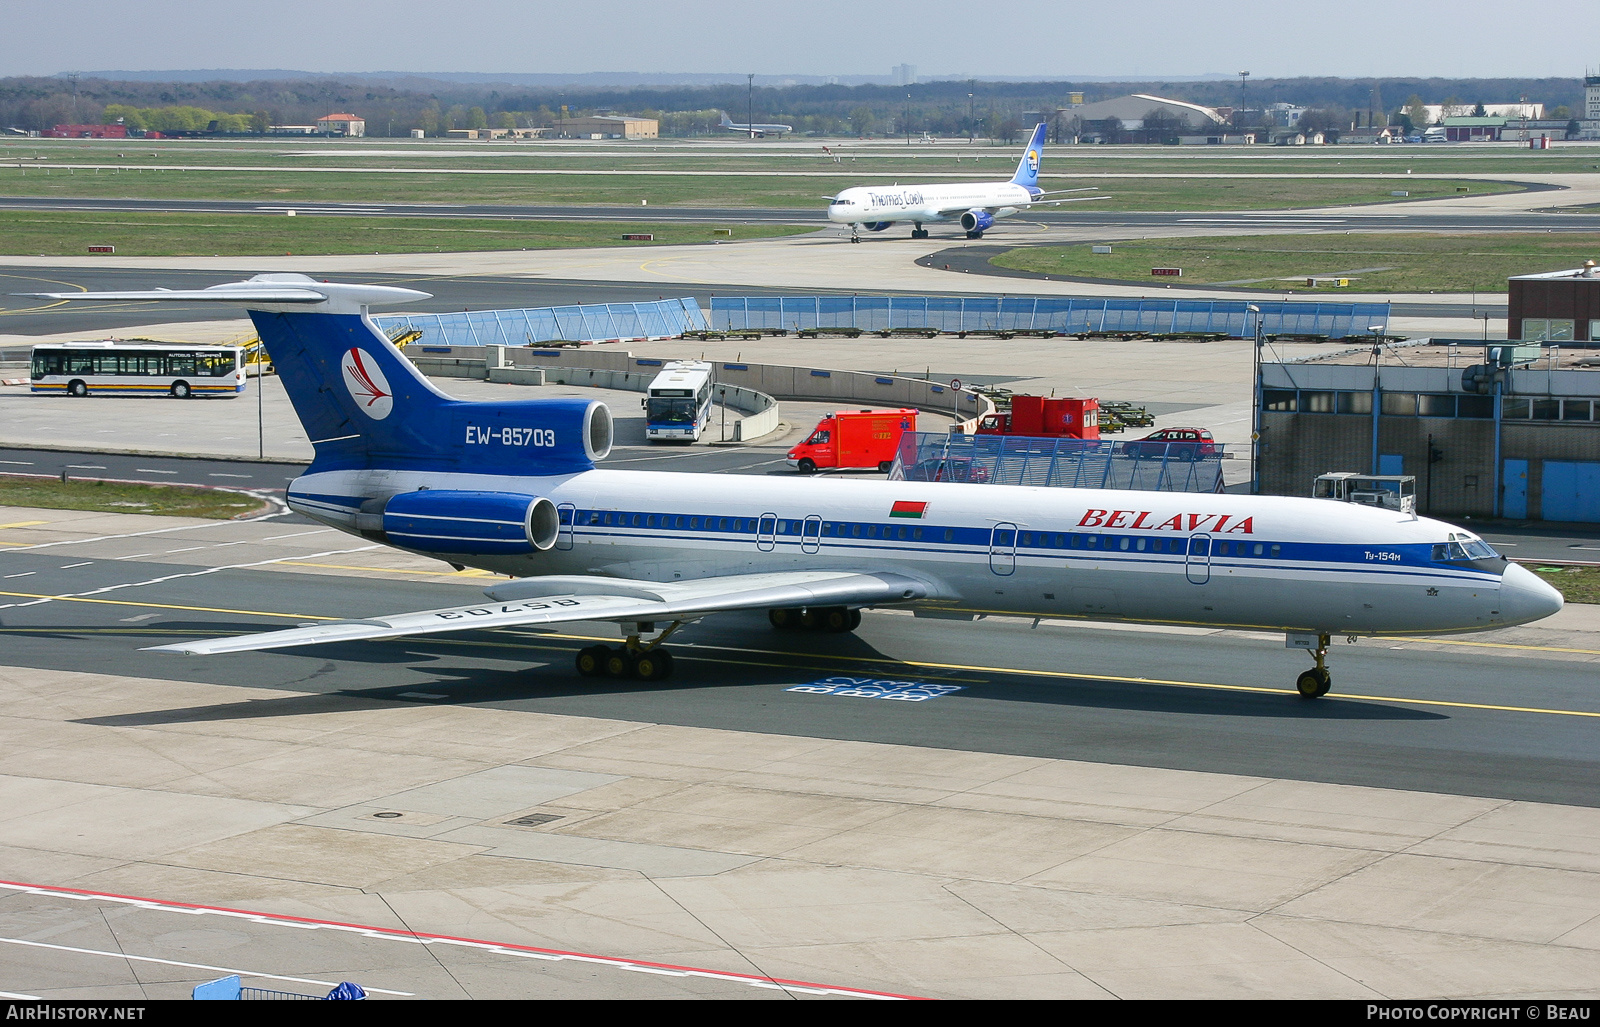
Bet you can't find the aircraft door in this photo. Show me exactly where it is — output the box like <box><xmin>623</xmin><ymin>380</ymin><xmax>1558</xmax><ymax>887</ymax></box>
<box><xmin>801</xmin><ymin>514</ymin><xmax>822</xmax><ymax>554</ymax></box>
<box><xmin>989</xmin><ymin>522</ymin><xmax>1017</xmax><ymax>575</ymax></box>
<box><xmin>556</xmin><ymin>503</ymin><xmax>576</xmax><ymax>550</ymax></box>
<box><xmin>757</xmin><ymin>513</ymin><xmax>778</xmax><ymax>552</ymax></box>
<box><xmin>1185</xmin><ymin>533</ymin><xmax>1212</xmax><ymax>584</ymax></box>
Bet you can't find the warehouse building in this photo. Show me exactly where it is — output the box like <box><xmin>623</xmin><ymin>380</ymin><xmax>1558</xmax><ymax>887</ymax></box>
<box><xmin>554</xmin><ymin>115</ymin><xmax>658</xmax><ymax>139</ymax></box>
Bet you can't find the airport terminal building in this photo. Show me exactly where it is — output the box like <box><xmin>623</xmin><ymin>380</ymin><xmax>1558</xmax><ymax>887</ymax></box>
<box><xmin>1258</xmin><ymin>347</ymin><xmax>1600</xmax><ymax>523</ymax></box>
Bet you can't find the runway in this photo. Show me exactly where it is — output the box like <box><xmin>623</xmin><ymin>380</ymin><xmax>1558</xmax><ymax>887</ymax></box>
<box><xmin>8</xmin><ymin>192</ymin><xmax>1600</xmax><ymax>232</ymax></box>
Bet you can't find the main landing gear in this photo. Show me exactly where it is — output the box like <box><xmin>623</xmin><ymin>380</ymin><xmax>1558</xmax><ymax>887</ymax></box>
<box><xmin>576</xmin><ymin>621</ymin><xmax>683</xmax><ymax>681</ymax></box>
<box><xmin>768</xmin><ymin>607</ymin><xmax>861</xmax><ymax>633</ymax></box>
<box><xmin>1295</xmin><ymin>632</ymin><xmax>1333</xmax><ymax>698</ymax></box>
<box><xmin>849</xmin><ymin>224</ymin><xmax>861</xmax><ymax>244</ymax></box>
<box><xmin>911</xmin><ymin>223</ymin><xmax>929</xmax><ymax>239</ymax></box>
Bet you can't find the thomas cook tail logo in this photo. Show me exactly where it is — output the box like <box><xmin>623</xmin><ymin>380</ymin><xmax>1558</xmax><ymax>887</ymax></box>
<box><xmin>341</xmin><ymin>347</ymin><xmax>393</xmax><ymax>420</ymax></box>
<box><xmin>1026</xmin><ymin>149</ymin><xmax>1039</xmax><ymax>174</ymax></box>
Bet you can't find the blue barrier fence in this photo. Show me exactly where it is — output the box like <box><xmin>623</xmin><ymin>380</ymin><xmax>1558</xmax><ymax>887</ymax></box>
<box><xmin>711</xmin><ymin>296</ymin><xmax>1389</xmax><ymax>339</ymax></box>
<box><xmin>891</xmin><ymin>431</ymin><xmax>1227</xmax><ymax>493</ymax></box>
<box><xmin>374</xmin><ymin>299</ymin><xmax>708</xmax><ymax>346</ymax></box>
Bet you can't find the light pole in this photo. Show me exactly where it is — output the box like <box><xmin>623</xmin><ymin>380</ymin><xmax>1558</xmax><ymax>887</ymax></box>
<box><xmin>1249</xmin><ymin>304</ymin><xmax>1262</xmax><ymax>494</ymax></box>
<box><xmin>1238</xmin><ymin>71</ymin><xmax>1250</xmax><ymax>129</ymax></box>
<box><xmin>748</xmin><ymin>74</ymin><xmax>754</xmax><ymax>139</ymax></box>
<box><xmin>968</xmin><ymin>84</ymin><xmax>975</xmax><ymax>143</ymax></box>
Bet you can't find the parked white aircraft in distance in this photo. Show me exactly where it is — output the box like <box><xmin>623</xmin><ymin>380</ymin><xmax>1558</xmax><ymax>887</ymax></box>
<box><xmin>826</xmin><ymin>122</ymin><xmax>1107</xmax><ymax>241</ymax></box>
<box><xmin>719</xmin><ymin>112</ymin><xmax>793</xmax><ymax>137</ymax></box>
<box><xmin>31</xmin><ymin>276</ymin><xmax>1565</xmax><ymax>698</ymax></box>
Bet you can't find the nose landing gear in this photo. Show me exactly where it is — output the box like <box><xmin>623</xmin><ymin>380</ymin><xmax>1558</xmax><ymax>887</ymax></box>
<box><xmin>1295</xmin><ymin>633</ymin><xmax>1333</xmax><ymax>698</ymax></box>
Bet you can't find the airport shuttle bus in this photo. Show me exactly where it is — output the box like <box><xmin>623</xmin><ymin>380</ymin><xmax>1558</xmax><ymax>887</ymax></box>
<box><xmin>643</xmin><ymin>360</ymin><xmax>714</xmax><ymax>442</ymax></box>
<box><xmin>30</xmin><ymin>341</ymin><xmax>246</xmax><ymax>398</ymax></box>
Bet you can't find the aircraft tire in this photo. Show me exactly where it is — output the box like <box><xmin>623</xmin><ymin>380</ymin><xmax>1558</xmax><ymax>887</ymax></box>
<box><xmin>822</xmin><ymin>607</ymin><xmax>852</xmax><ymax>633</ymax></box>
<box><xmin>848</xmin><ymin>608</ymin><xmax>862</xmax><ymax>631</ymax></box>
<box><xmin>634</xmin><ymin>650</ymin><xmax>671</xmax><ymax>681</ymax></box>
<box><xmin>1296</xmin><ymin>668</ymin><xmax>1331</xmax><ymax>698</ymax></box>
<box><xmin>575</xmin><ymin>645</ymin><xmax>607</xmax><ymax>677</ymax></box>
<box><xmin>799</xmin><ymin>608</ymin><xmax>823</xmax><ymax>630</ymax></box>
<box><xmin>769</xmin><ymin>608</ymin><xmax>799</xmax><ymax>630</ymax></box>
<box><xmin>604</xmin><ymin>647</ymin><xmax>634</xmax><ymax>678</ymax></box>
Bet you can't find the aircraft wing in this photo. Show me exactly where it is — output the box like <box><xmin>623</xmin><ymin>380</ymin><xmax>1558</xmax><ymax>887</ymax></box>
<box><xmin>142</xmin><ymin>570</ymin><xmax>932</xmax><ymax>655</ymax></box>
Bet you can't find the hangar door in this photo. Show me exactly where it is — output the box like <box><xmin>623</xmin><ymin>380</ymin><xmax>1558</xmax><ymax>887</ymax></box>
<box><xmin>1542</xmin><ymin>462</ymin><xmax>1600</xmax><ymax>523</ymax></box>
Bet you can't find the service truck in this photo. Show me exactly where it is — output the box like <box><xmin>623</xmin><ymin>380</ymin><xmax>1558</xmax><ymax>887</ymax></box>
<box><xmin>787</xmin><ymin>408</ymin><xmax>917</xmax><ymax>473</ymax></box>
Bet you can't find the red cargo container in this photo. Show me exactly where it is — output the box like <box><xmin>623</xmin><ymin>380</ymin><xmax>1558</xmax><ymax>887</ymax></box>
<box><xmin>787</xmin><ymin>408</ymin><xmax>917</xmax><ymax>473</ymax></box>
<box><xmin>977</xmin><ymin>396</ymin><xmax>1099</xmax><ymax>439</ymax></box>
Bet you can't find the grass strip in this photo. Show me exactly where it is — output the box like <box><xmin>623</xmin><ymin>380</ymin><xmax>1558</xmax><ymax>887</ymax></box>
<box><xmin>0</xmin><ymin>476</ymin><xmax>268</xmax><ymax>519</ymax></box>
<box><xmin>0</xmin><ymin>211</ymin><xmax>810</xmax><ymax>257</ymax></box>
<box><xmin>992</xmin><ymin>233</ymin><xmax>1600</xmax><ymax>294</ymax></box>
<box><xmin>1529</xmin><ymin>565</ymin><xmax>1600</xmax><ymax>605</ymax></box>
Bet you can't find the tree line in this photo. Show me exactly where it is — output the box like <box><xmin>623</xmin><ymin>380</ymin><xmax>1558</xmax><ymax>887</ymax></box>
<box><xmin>0</xmin><ymin>73</ymin><xmax>1585</xmax><ymax>137</ymax></box>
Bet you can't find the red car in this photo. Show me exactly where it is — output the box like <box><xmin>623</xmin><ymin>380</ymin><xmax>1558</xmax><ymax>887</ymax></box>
<box><xmin>1122</xmin><ymin>427</ymin><xmax>1216</xmax><ymax>461</ymax></box>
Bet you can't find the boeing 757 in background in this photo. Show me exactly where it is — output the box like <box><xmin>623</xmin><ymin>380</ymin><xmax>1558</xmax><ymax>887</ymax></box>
<box><xmin>29</xmin><ymin>277</ymin><xmax>1566</xmax><ymax>698</ymax></box>
<box><xmin>826</xmin><ymin>122</ymin><xmax>1106</xmax><ymax>241</ymax></box>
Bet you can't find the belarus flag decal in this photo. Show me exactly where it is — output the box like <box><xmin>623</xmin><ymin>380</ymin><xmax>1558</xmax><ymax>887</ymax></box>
<box><xmin>890</xmin><ymin>500</ymin><xmax>928</xmax><ymax>519</ymax></box>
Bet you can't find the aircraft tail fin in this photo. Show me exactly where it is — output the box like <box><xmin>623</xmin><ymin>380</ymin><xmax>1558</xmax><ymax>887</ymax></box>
<box><xmin>1010</xmin><ymin>122</ymin><xmax>1049</xmax><ymax>189</ymax></box>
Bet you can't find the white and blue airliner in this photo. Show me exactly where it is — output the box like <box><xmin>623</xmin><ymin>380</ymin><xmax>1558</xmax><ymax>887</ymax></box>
<box><xmin>826</xmin><ymin>123</ymin><xmax>1107</xmax><ymax>241</ymax></box>
<box><xmin>32</xmin><ymin>276</ymin><xmax>1565</xmax><ymax>697</ymax></box>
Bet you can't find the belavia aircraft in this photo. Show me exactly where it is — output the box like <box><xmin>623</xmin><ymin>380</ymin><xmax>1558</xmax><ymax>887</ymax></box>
<box><xmin>34</xmin><ymin>276</ymin><xmax>1563</xmax><ymax>698</ymax></box>
<box><xmin>825</xmin><ymin>122</ymin><xmax>1106</xmax><ymax>241</ymax></box>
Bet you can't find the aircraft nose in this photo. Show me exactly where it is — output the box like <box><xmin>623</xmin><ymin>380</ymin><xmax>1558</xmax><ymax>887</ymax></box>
<box><xmin>1498</xmin><ymin>562</ymin><xmax>1564</xmax><ymax>625</ymax></box>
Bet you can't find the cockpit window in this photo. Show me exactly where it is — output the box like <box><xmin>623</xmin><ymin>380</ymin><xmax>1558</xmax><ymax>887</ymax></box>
<box><xmin>831</xmin><ymin>196</ymin><xmax>852</xmax><ymax>205</ymax></box>
<box><xmin>1432</xmin><ymin>533</ymin><xmax>1499</xmax><ymax>562</ymax></box>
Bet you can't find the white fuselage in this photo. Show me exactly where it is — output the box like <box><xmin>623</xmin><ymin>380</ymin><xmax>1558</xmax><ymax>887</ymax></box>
<box><xmin>827</xmin><ymin>181</ymin><xmax>1034</xmax><ymax>226</ymax></box>
<box><xmin>287</xmin><ymin>467</ymin><xmax>1560</xmax><ymax>638</ymax></box>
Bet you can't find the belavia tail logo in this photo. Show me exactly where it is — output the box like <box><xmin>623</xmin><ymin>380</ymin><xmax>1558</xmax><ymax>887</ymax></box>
<box><xmin>341</xmin><ymin>347</ymin><xmax>393</xmax><ymax>420</ymax></box>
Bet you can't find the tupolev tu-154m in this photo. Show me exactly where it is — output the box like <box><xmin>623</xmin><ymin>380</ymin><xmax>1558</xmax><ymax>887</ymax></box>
<box><xmin>30</xmin><ymin>276</ymin><xmax>1565</xmax><ymax>697</ymax></box>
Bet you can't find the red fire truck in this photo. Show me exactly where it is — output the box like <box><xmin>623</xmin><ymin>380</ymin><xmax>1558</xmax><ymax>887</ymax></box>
<box><xmin>787</xmin><ymin>409</ymin><xmax>918</xmax><ymax>473</ymax></box>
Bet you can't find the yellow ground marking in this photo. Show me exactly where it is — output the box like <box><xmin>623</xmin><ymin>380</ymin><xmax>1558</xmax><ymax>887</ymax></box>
<box><xmin>1390</xmin><ymin>636</ymin><xmax>1600</xmax><ymax>656</ymax></box>
<box><xmin>5</xmin><ymin>592</ymin><xmax>1595</xmax><ymax>719</ymax></box>
<box><xmin>0</xmin><ymin>522</ymin><xmax>51</xmax><ymax>530</ymax></box>
<box><xmin>0</xmin><ymin>590</ymin><xmax>329</xmax><ymax>621</ymax></box>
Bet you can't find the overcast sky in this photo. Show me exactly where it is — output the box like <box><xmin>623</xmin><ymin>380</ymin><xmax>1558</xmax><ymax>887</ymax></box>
<box><xmin>9</xmin><ymin>0</ymin><xmax>1598</xmax><ymax>81</ymax></box>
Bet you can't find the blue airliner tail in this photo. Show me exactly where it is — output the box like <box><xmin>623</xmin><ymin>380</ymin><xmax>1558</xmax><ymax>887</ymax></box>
<box><xmin>245</xmin><ymin>287</ymin><xmax>610</xmax><ymax>478</ymax></box>
<box><xmin>1010</xmin><ymin>122</ymin><xmax>1049</xmax><ymax>190</ymax></box>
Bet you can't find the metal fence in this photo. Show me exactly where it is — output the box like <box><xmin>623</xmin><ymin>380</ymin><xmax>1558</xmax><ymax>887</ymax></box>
<box><xmin>891</xmin><ymin>432</ymin><xmax>1227</xmax><ymax>493</ymax></box>
<box><xmin>711</xmin><ymin>296</ymin><xmax>1389</xmax><ymax>339</ymax></box>
<box><xmin>373</xmin><ymin>298</ymin><xmax>708</xmax><ymax>347</ymax></box>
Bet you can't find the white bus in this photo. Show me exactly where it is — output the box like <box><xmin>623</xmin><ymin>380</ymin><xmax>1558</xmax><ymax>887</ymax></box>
<box><xmin>643</xmin><ymin>360</ymin><xmax>714</xmax><ymax>442</ymax></box>
<box><xmin>30</xmin><ymin>341</ymin><xmax>246</xmax><ymax>399</ymax></box>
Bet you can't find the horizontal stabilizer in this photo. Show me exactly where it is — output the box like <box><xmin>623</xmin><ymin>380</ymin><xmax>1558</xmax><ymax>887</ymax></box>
<box><xmin>22</xmin><ymin>274</ymin><xmax>431</xmax><ymax>315</ymax></box>
<box><xmin>144</xmin><ymin>570</ymin><xmax>933</xmax><ymax>656</ymax></box>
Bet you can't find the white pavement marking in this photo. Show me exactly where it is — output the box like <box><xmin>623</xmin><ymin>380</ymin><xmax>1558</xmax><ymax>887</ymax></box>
<box><xmin>134</xmin><ymin>468</ymin><xmax>179</xmax><ymax>475</ymax></box>
<box><xmin>0</xmin><ymin>519</ymin><xmax>241</xmax><ymax>553</ymax></box>
<box><xmin>0</xmin><ymin>546</ymin><xmax>380</xmax><ymax>610</ymax></box>
<box><xmin>59</xmin><ymin>562</ymin><xmax>91</xmax><ymax>568</ymax></box>
<box><xmin>0</xmin><ymin>938</ymin><xmax>414</xmax><ymax>997</ymax></box>
<box><xmin>0</xmin><ymin>880</ymin><xmax>906</xmax><ymax>1000</ymax></box>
